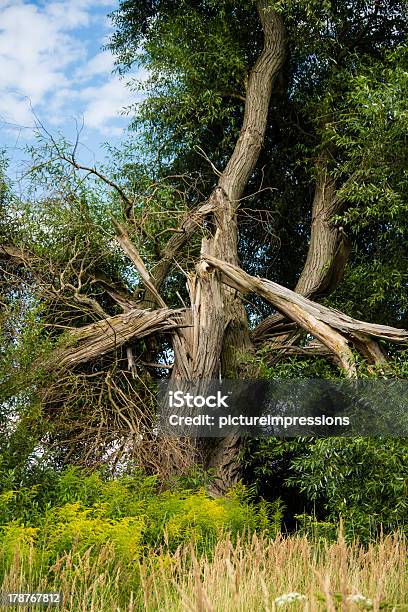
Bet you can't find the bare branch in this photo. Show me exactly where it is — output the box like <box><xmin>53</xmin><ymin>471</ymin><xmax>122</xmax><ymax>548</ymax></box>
<box><xmin>194</xmin><ymin>146</ymin><xmax>222</xmax><ymax>177</ymax></box>
<box><xmin>70</xmin><ymin>292</ymin><xmax>108</xmax><ymax>319</ymax></box>
<box><xmin>90</xmin><ymin>272</ymin><xmax>142</xmax><ymax>312</ymax></box>
<box><xmin>54</xmin><ymin>152</ymin><xmax>135</xmax><ymax>218</ymax></box>
<box><xmin>112</xmin><ymin>219</ymin><xmax>167</xmax><ymax>308</ymax></box>
<box><xmin>46</xmin><ymin>307</ymin><xmax>186</xmax><ymax>370</ymax></box>
<box><xmin>201</xmin><ymin>255</ymin><xmax>408</xmax><ymax>376</ymax></box>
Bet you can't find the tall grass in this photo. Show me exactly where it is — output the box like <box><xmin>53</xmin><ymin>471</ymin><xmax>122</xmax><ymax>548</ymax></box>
<box><xmin>1</xmin><ymin>531</ymin><xmax>406</xmax><ymax>611</ymax></box>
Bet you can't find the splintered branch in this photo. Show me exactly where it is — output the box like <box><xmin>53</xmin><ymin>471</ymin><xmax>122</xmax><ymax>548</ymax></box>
<box><xmin>111</xmin><ymin>197</ymin><xmax>216</xmax><ymax>305</ymax></box>
<box><xmin>201</xmin><ymin>255</ymin><xmax>408</xmax><ymax>375</ymax></box>
<box><xmin>113</xmin><ymin>219</ymin><xmax>167</xmax><ymax>307</ymax></box>
<box><xmin>46</xmin><ymin>307</ymin><xmax>185</xmax><ymax>369</ymax></box>
<box><xmin>202</xmin><ymin>255</ymin><xmax>408</xmax><ymax>342</ymax></box>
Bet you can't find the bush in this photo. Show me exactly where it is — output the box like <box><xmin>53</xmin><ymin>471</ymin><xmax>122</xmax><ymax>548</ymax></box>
<box><xmin>287</xmin><ymin>437</ymin><xmax>408</xmax><ymax>541</ymax></box>
<box><xmin>0</xmin><ymin>466</ymin><xmax>282</xmax><ymax>581</ymax></box>
<box><xmin>244</xmin><ymin>436</ymin><xmax>408</xmax><ymax>541</ymax></box>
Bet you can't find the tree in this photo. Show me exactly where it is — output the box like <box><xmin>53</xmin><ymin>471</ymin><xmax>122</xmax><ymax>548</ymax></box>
<box><xmin>1</xmin><ymin>0</ymin><xmax>407</xmax><ymax>493</ymax></box>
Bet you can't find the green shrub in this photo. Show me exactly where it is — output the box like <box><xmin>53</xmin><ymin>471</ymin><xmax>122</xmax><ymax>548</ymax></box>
<box><xmin>0</xmin><ymin>466</ymin><xmax>283</xmax><ymax>580</ymax></box>
<box><xmin>245</xmin><ymin>436</ymin><xmax>408</xmax><ymax>542</ymax></box>
<box><xmin>0</xmin><ymin>522</ymin><xmax>38</xmax><ymax>576</ymax></box>
<box><xmin>40</xmin><ymin>502</ymin><xmax>145</xmax><ymax>564</ymax></box>
<box><xmin>287</xmin><ymin>437</ymin><xmax>408</xmax><ymax>541</ymax></box>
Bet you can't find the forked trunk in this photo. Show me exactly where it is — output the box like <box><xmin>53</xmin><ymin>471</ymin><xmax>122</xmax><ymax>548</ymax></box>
<box><xmin>14</xmin><ymin>0</ymin><xmax>407</xmax><ymax>495</ymax></box>
<box><xmin>169</xmin><ymin>3</ymin><xmax>286</xmax><ymax>494</ymax></box>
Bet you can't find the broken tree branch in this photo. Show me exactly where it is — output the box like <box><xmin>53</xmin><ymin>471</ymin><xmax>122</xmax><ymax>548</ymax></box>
<box><xmin>113</xmin><ymin>219</ymin><xmax>167</xmax><ymax>308</ymax></box>
<box><xmin>46</xmin><ymin>307</ymin><xmax>185</xmax><ymax>370</ymax></box>
<box><xmin>203</xmin><ymin>256</ymin><xmax>408</xmax><ymax>343</ymax></box>
<box><xmin>201</xmin><ymin>255</ymin><xmax>408</xmax><ymax>375</ymax></box>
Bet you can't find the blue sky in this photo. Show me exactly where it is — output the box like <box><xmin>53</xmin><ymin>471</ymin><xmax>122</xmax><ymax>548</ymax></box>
<box><xmin>0</xmin><ymin>0</ymin><xmax>143</xmax><ymax>169</ymax></box>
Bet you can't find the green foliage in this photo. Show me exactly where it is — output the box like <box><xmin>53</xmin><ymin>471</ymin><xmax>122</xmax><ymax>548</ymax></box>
<box><xmin>293</xmin><ymin>513</ymin><xmax>339</xmax><ymax>542</ymax></box>
<box><xmin>40</xmin><ymin>502</ymin><xmax>145</xmax><ymax>563</ymax></box>
<box><xmin>325</xmin><ymin>48</ymin><xmax>408</xmax><ymax>325</ymax></box>
<box><xmin>287</xmin><ymin>438</ymin><xmax>408</xmax><ymax>539</ymax></box>
<box><xmin>0</xmin><ymin>466</ymin><xmax>283</xmax><ymax>581</ymax></box>
<box><xmin>241</xmin><ymin>345</ymin><xmax>338</xmax><ymax>379</ymax></box>
<box><xmin>246</xmin><ymin>436</ymin><xmax>408</xmax><ymax>542</ymax></box>
<box><xmin>0</xmin><ymin>522</ymin><xmax>39</xmax><ymax>577</ymax></box>
<box><xmin>109</xmin><ymin>1</ymin><xmax>257</xmax><ymax>166</ymax></box>
<box><xmin>168</xmin><ymin>465</ymin><xmax>218</xmax><ymax>491</ymax></box>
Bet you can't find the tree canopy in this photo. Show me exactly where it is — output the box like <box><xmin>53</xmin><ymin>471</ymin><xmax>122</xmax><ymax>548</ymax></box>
<box><xmin>1</xmin><ymin>0</ymin><xmax>407</xmax><ymax>503</ymax></box>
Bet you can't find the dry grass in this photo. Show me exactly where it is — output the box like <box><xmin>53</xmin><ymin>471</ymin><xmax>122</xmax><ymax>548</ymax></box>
<box><xmin>1</xmin><ymin>531</ymin><xmax>407</xmax><ymax>611</ymax></box>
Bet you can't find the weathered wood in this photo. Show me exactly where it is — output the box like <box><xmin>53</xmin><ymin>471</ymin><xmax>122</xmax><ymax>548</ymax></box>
<box><xmin>151</xmin><ymin>197</ymin><xmax>216</xmax><ymax>291</ymax></box>
<box><xmin>203</xmin><ymin>255</ymin><xmax>408</xmax><ymax>343</ymax></box>
<box><xmin>253</xmin><ymin>155</ymin><xmax>350</xmax><ymax>343</ymax></box>
<box><xmin>113</xmin><ymin>220</ymin><xmax>167</xmax><ymax>308</ymax></box>
<box><xmin>47</xmin><ymin>308</ymin><xmax>185</xmax><ymax>369</ymax></box>
<box><xmin>202</xmin><ymin>255</ymin><xmax>408</xmax><ymax>376</ymax></box>
<box><xmin>195</xmin><ymin>2</ymin><xmax>285</xmax><ymax>491</ymax></box>
<box><xmin>219</xmin><ymin>2</ymin><xmax>285</xmax><ymax>203</ymax></box>
<box><xmin>172</xmin><ymin>1</ymin><xmax>285</xmax><ymax>383</ymax></box>
<box><xmin>295</xmin><ymin>161</ymin><xmax>350</xmax><ymax>297</ymax></box>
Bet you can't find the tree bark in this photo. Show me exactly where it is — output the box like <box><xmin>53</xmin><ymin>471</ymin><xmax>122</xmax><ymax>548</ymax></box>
<box><xmin>253</xmin><ymin>154</ymin><xmax>351</xmax><ymax>343</ymax></box>
<box><xmin>201</xmin><ymin>254</ymin><xmax>408</xmax><ymax>371</ymax></box>
<box><xmin>46</xmin><ymin>308</ymin><xmax>184</xmax><ymax>369</ymax></box>
<box><xmin>166</xmin><ymin>2</ymin><xmax>286</xmax><ymax>493</ymax></box>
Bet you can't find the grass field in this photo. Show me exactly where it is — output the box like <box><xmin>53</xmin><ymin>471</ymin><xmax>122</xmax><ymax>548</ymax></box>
<box><xmin>1</xmin><ymin>530</ymin><xmax>406</xmax><ymax>611</ymax></box>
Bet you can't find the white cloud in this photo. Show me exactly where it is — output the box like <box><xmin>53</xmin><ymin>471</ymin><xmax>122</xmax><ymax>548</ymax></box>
<box><xmin>79</xmin><ymin>77</ymin><xmax>141</xmax><ymax>136</ymax></box>
<box><xmin>45</xmin><ymin>2</ymin><xmax>91</xmax><ymax>28</ymax></box>
<box><xmin>0</xmin><ymin>0</ymin><xmax>137</xmax><ymax>138</ymax></box>
<box><xmin>0</xmin><ymin>2</ymin><xmax>82</xmax><ymax>117</ymax></box>
<box><xmin>79</xmin><ymin>51</ymin><xmax>115</xmax><ymax>80</ymax></box>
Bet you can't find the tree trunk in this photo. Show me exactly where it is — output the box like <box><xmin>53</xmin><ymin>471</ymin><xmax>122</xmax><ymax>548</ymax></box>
<box><xmin>253</xmin><ymin>153</ymin><xmax>351</xmax><ymax>344</ymax></box>
<box><xmin>166</xmin><ymin>3</ymin><xmax>286</xmax><ymax>494</ymax></box>
<box><xmin>16</xmin><ymin>0</ymin><xmax>407</xmax><ymax>493</ymax></box>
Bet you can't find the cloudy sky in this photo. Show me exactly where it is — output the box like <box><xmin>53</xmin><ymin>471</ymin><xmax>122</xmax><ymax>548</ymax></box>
<box><xmin>0</xmin><ymin>0</ymin><xmax>141</xmax><ymax>166</ymax></box>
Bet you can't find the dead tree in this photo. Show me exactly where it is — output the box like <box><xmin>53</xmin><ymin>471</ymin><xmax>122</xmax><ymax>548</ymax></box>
<box><xmin>2</xmin><ymin>2</ymin><xmax>407</xmax><ymax>492</ymax></box>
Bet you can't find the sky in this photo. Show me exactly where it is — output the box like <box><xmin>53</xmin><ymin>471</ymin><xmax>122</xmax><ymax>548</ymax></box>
<box><xmin>0</xmin><ymin>0</ymin><xmax>143</xmax><ymax>170</ymax></box>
